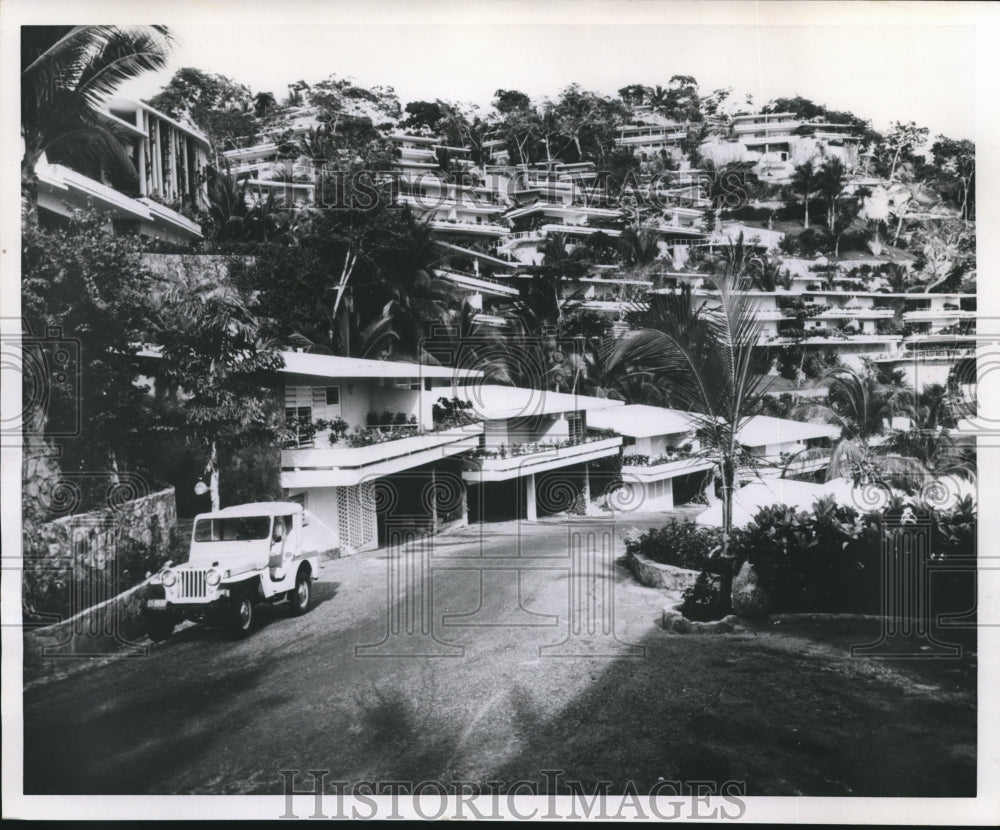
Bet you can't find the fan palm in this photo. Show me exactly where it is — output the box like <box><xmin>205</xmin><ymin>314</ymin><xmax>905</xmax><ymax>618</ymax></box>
<box><xmin>609</xmin><ymin>241</ymin><xmax>770</xmax><ymax>604</ymax></box>
<box><xmin>21</xmin><ymin>25</ymin><xmax>174</xmax><ymax>226</ymax></box>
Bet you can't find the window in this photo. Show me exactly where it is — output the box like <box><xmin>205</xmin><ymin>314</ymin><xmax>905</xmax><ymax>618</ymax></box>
<box><xmin>325</xmin><ymin>386</ymin><xmax>340</xmax><ymax>406</ymax></box>
<box><xmin>194</xmin><ymin>517</ymin><xmax>271</xmax><ymax>542</ymax></box>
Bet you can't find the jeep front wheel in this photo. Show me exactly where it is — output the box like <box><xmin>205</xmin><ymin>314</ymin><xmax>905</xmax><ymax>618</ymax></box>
<box><xmin>145</xmin><ymin>615</ymin><xmax>174</xmax><ymax>643</ymax></box>
<box><xmin>288</xmin><ymin>568</ymin><xmax>311</xmax><ymax>616</ymax></box>
<box><xmin>227</xmin><ymin>594</ymin><xmax>255</xmax><ymax>638</ymax></box>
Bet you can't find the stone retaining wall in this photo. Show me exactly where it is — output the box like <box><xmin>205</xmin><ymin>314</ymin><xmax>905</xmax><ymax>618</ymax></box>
<box><xmin>23</xmin><ymin>579</ymin><xmax>156</xmax><ymax>685</ymax></box>
<box><xmin>24</xmin><ymin>487</ymin><xmax>177</xmax><ymax>627</ymax></box>
<box><xmin>624</xmin><ymin>548</ymin><xmax>701</xmax><ymax>593</ymax></box>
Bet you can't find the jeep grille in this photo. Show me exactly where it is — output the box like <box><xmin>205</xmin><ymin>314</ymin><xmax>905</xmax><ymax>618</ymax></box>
<box><xmin>178</xmin><ymin>569</ymin><xmax>209</xmax><ymax>599</ymax></box>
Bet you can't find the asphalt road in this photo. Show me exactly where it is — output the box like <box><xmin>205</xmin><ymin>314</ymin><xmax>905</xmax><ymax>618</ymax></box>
<box><xmin>22</xmin><ymin>511</ymin><xmax>976</xmax><ymax>799</ymax></box>
<box><xmin>22</xmin><ymin>514</ymin><xmax>674</xmax><ymax>795</ymax></box>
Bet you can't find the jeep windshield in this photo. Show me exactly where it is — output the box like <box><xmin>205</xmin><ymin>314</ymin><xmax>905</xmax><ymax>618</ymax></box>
<box><xmin>194</xmin><ymin>517</ymin><xmax>271</xmax><ymax>542</ymax></box>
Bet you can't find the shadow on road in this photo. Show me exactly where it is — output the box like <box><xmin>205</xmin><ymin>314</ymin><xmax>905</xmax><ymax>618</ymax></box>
<box><xmin>24</xmin><ymin>664</ymin><xmax>286</xmax><ymax>794</ymax></box>
<box><xmin>152</xmin><ymin>581</ymin><xmax>342</xmax><ymax>645</ymax></box>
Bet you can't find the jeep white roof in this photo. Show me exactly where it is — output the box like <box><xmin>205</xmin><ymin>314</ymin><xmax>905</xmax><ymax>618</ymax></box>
<box><xmin>195</xmin><ymin>502</ymin><xmax>304</xmax><ymax>520</ymax></box>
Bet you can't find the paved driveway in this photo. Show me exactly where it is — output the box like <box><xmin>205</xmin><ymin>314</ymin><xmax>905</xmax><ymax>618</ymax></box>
<box><xmin>22</xmin><ymin>511</ymin><xmax>976</xmax><ymax>799</ymax></box>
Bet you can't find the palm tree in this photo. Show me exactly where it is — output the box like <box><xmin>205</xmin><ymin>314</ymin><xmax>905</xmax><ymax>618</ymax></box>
<box><xmin>372</xmin><ymin>212</ymin><xmax>457</xmax><ymax>362</ymax></box>
<box><xmin>537</xmin><ymin>232</ymin><xmax>572</xmax><ymax>267</ymax></box>
<box><xmin>206</xmin><ymin>165</ymin><xmax>295</xmax><ymax>244</ymax></box>
<box><xmin>747</xmin><ymin>252</ymin><xmax>790</xmax><ymax>292</ymax></box>
<box><xmin>816</xmin><ymin>157</ymin><xmax>847</xmax><ymax>234</ymax></box>
<box><xmin>618</xmin><ymin>225</ymin><xmax>661</xmax><ymax>269</ymax></box>
<box><xmin>610</xmin><ymin>242</ymin><xmax>770</xmax><ymax>606</ymax></box>
<box><xmin>647</xmin><ymin>85</ymin><xmax>669</xmax><ymax>117</ymax></box>
<box><xmin>21</xmin><ymin>25</ymin><xmax>174</xmax><ymax>226</ymax></box>
<box><xmin>883</xmin><ymin>262</ymin><xmax>912</xmax><ymax>293</ymax></box>
<box><xmin>790</xmin><ymin>160</ymin><xmax>818</xmax><ymax>230</ymax></box>
<box><xmin>297</xmin><ymin>124</ymin><xmax>340</xmax><ymax>163</ymax></box>
<box><xmin>796</xmin><ymin>366</ymin><xmax>931</xmax><ymax>492</ymax></box>
<box><xmin>422</xmin><ymin>300</ymin><xmax>518</xmax><ymax>384</ymax></box>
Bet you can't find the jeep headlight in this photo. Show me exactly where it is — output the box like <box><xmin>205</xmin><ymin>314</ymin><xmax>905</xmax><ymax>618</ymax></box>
<box><xmin>206</xmin><ymin>569</ymin><xmax>221</xmax><ymax>587</ymax></box>
<box><xmin>161</xmin><ymin>569</ymin><xmax>176</xmax><ymax>587</ymax></box>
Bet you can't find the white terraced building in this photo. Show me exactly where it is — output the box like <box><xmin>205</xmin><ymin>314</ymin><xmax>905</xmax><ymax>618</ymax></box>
<box><xmin>36</xmin><ymin>98</ymin><xmax>208</xmax><ymax>243</ymax></box>
<box><xmin>651</xmin><ymin>283</ymin><xmax>975</xmax><ymax>383</ymax></box>
<box><xmin>220</xmin><ymin>142</ymin><xmax>317</xmax><ymax>207</ymax></box>
<box><xmin>450</xmin><ymin>385</ymin><xmax>624</xmax><ymax>522</ymax></box>
<box><xmin>735</xmin><ymin>416</ymin><xmax>840</xmax><ymax>479</ymax></box>
<box><xmin>615</xmin><ymin>122</ymin><xmax>687</xmax><ymax>160</ymax></box>
<box><xmin>279</xmin><ymin>352</ymin><xmax>484</xmax><ymax>553</ymax></box>
<box><xmin>588</xmin><ymin>405</ymin><xmax>715</xmax><ymax>510</ymax></box>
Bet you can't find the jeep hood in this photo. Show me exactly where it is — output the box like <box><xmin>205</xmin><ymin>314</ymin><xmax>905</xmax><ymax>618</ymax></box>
<box><xmin>184</xmin><ymin>542</ymin><xmax>270</xmax><ymax>570</ymax></box>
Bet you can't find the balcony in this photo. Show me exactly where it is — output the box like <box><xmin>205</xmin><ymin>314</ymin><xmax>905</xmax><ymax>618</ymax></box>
<box><xmin>281</xmin><ymin>424</ymin><xmax>484</xmax><ymax>488</ymax></box>
<box><xmin>428</xmin><ymin>219</ymin><xmax>510</xmax><ymax>236</ymax></box>
<box><xmin>463</xmin><ymin>435</ymin><xmax>622</xmax><ymax>482</ymax></box>
<box><xmin>620</xmin><ymin>452</ymin><xmax>715</xmax><ymax>481</ymax></box>
<box><xmin>902</xmin><ymin>309</ymin><xmax>976</xmax><ymax>322</ymax></box>
<box><xmin>756</xmin><ymin>448</ymin><xmax>833</xmax><ymax>477</ymax></box>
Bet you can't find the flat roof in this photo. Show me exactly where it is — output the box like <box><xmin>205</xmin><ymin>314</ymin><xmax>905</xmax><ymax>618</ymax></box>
<box><xmin>197</xmin><ymin>502</ymin><xmax>303</xmax><ymax>519</ymax></box>
<box><xmin>451</xmin><ymin>385</ymin><xmax>625</xmax><ymax>421</ymax></box>
<box><xmin>588</xmin><ymin>405</ymin><xmax>697</xmax><ymax>437</ymax></box>
<box><xmin>115</xmin><ymin>98</ymin><xmax>210</xmax><ymax>146</ymax></box>
<box><xmin>280</xmin><ymin>350</ymin><xmax>482</xmax><ymax>380</ymax></box>
<box><xmin>737</xmin><ymin>415</ymin><xmax>840</xmax><ymax>447</ymax></box>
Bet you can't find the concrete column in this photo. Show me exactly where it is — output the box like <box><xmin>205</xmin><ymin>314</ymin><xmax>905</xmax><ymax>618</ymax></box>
<box><xmin>460</xmin><ymin>477</ymin><xmax>469</xmax><ymax>526</ymax></box>
<box><xmin>152</xmin><ymin>121</ymin><xmax>162</xmax><ymax>194</ymax></box>
<box><xmin>430</xmin><ymin>466</ymin><xmax>439</xmax><ymax>533</ymax></box>
<box><xmin>181</xmin><ymin>137</ymin><xmax>190</xmax><ymax>197</ymax></box>
<box><xmin>525</xmin><ymin>473</ymin><xmax>537</xmax><ymax>522</ymax></box>
<box><xmin>168</xmin><ymin>129</ymin><xmax>177</xmax><ymax>200</ymax></box>
<box><xmin>582</xmin><ymin>462</ymin><xmax>591</xmax><ymax>515</ymax></box>
<box><xmin>137</xmin><ymin>131</ymin><xmax>147</xmax><ymax>196</ymax></box>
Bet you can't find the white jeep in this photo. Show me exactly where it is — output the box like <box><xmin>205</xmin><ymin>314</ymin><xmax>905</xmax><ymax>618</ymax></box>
<box><xmin>143</xmin><ymin>502</ymin><xmax>321</xmax><ymax>640</ymax></box>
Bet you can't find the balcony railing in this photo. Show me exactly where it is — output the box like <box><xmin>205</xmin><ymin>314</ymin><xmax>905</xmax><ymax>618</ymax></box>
<box><xmin>282</xmin><ymin>425</ymin><xmax>485</xmax><ymax>487</ymax></box>
<box><xmin>471</xmin><ymin>433</ymin><xmax>613</xmax><ymax>460</ymax></box>
<box><xmin>428</xmin><ymin>219</ymin><xmax>510</xmax><ymax>235</ymax></box>
<box><xmin>621</xmin><ymin>450</ymin><xmax>693</xmax><ymax>467</ymax></box>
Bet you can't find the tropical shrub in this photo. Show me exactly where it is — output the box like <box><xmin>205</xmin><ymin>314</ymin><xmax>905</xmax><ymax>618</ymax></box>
<box><xmin>432</xmin><ymin>397</ymin><xmax>477</xmax><ymax>429</ymax></box>
<box><xmin>680</xmin><ymin>572</ymin><xmax>726</xmax><ymax>621</ymax></box>
<box><xmin>624</xmin><ymin>519</ymin><xmax>724</xmax><ymax>572</ymax></box>
<box><xmin>729</xmin><ymin>495</ymin><xmax>977</xmax><ymax>614</ymax></box>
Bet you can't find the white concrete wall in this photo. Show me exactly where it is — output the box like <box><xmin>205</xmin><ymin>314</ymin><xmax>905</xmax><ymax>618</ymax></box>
<box><xmin>301</xmin><ymin>487</ymin><xmax>340</xmax><ymax>545</ymax></box>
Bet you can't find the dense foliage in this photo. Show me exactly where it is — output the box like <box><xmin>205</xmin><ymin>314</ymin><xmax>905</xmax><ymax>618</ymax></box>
<box><xmin>624</xmin><ymin>519</ymin><xmax>724</xmax><ymax>572</ymax></box>
<box><xmin>659</xmin><ymin>495</ymin><xmax>977</xmax><ymax>619</ymax></box>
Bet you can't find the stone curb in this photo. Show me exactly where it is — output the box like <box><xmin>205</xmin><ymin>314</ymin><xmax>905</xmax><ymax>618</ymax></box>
<box><xmin>661</xmin><ymin>601</ymin><xmax>741</xmax><ymax>634</ymax></box>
